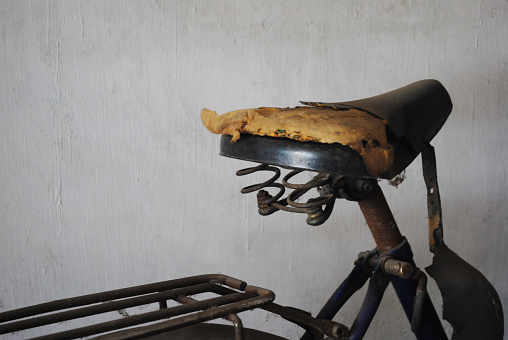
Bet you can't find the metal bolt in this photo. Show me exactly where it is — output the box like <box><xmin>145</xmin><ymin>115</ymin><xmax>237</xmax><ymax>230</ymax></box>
<box><xmin>356</xmin><ymin>179</ymin><xmax>373</xmax><ymax>193</ymax></box>
<box><xmin>332</xmin><ymin>323</ymin><xmax>349</xmax><ymax>339</ymax></box>
<box><xmin>383</xmin><ymin>258</ymin><xmax>414</xmax><ymax>279</ymax></box>
<box><xmin>256</xmin><ymin>190</ymin><xmax>272</xmax><ymax>207</ymax></box>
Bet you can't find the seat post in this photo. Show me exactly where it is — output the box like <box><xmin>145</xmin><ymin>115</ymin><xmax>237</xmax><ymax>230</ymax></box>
<box><xmin>358</xmin><ymin>184</ymin><xmax>404</xmax><ymax>251</ymax></box>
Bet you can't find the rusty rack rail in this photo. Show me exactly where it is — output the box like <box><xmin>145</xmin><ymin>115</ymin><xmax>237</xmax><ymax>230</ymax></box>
<box><xmin>0</xmin><ymin>274</ymin><xmax>275</xmax><ymax>340</ymax></box>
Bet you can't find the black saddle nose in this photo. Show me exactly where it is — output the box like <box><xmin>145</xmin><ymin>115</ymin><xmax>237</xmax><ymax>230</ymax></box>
<box><xmin>302</xmin><ymin>79</ymin><xmax>453</xmax><ymax>152</ymax></box>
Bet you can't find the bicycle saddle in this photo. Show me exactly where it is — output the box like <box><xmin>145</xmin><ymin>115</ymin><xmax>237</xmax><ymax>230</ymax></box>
<box><xmin>220</xmin><ymin>79</ymin><xmax>452</xmax><ymax>179</ymax></box>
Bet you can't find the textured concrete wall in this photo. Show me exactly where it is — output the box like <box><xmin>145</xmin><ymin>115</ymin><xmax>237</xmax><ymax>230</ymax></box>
<box><xmin>1</xmin><ymin>1</ymin><xmax>507</xmax><ymax>338</ymax></box>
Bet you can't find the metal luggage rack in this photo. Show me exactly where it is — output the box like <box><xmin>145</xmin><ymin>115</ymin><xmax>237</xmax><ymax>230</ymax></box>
<box><xmin>0</xmin><ymin>274</ymin><xmax>271</xmax><ymax>340</ymax></box>
<box><xmin>0</xmin><ymin>274</ymin><xmax>347</xmax><ymax>340</ymax></box>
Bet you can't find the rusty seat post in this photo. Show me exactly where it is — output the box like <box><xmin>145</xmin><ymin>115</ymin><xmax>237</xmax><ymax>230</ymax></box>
<box><xmin>357</xmin><ymin>183</ymin><xmax>405</xmax><ymax>252</ymax></box>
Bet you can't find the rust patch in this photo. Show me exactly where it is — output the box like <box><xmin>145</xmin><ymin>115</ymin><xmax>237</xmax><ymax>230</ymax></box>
<box><xmin>358</xmin><ymin>185</ymin><xmax>404</xmax><ymax>251</ymax></box>
<box><xmin>428</xmin><ymin>212</ymin><xmax>441</xmax><ymax>249</ymax></box>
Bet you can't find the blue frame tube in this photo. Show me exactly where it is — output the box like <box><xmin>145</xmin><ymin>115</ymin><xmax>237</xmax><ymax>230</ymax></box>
<box><xmin>346</xmin><ymin>266</ymin><xmax>391</xmax><ymax>340</ymax></box>
<box><xmin>388</xmin><ymin>240</ymin><xmax>448</xmax><ymax>340</ymax></box>
<box><xmin>315</xmin><ymin>262</ymin><xmax>373</xmax><ymax>320</ymax></box>
<box><xmin>300</xmin><ymin>262</ymin><xmax>372</xmax><ymax>340</ymax></box>
<box><xmin>300</xmin><ymin>239</ymin><xmax>448</xmax><ymax>340</ymax></box>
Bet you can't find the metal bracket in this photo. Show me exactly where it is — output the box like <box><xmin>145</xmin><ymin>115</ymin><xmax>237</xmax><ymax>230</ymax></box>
<box><xmin>421</xmin><ymin>143</ymin><xmax>444</xmax><ymax>251</ymax></box>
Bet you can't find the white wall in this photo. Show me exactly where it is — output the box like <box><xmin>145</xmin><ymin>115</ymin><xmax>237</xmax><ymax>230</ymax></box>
<box><xmin>1</xmin><ymin>1</ymin><xmax>507</xmax><ymax>339</ymax></box>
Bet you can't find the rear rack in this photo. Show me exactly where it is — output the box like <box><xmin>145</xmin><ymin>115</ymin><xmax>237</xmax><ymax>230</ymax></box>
<box><xmin>0</xmin><ymin>274</ymin><xmax>274</xmax><ymax>340</ymax></box>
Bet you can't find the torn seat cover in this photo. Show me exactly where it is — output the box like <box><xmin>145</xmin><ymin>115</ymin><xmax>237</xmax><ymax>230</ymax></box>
<box><xmin>201</xmin><ymin>106</ymin><xmax>393</xmax><ymax>178</ymax></box>
<box><xmin>201</xmin><ymin>79</ymin><xmax>453</xmax><ymax>178</ymax></box>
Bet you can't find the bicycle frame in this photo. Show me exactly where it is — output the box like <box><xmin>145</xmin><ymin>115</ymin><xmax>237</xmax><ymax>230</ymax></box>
<box><xmin>301</xmin><ymin>237</ymin><xmax>447</xmax><ymax>340</ymax></box>
<box><xmin>298</xmin><ymin>183</ymin><xmax>448</xmax><ymax>340</ymax></box>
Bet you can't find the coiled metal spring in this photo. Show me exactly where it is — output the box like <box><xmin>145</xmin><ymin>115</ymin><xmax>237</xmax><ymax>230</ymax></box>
<box><xmin>236</xmin><ymin>163</ymin><xmax>376</xmax><ymax>226</ymax></box>
<box><xmin>235</xmin><ymin>164</ymin><xmax>338</xmax><ymax>225</ymax></box>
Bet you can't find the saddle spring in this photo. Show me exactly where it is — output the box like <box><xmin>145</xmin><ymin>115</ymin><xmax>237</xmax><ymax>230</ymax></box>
<box><xmin>235</xmin><ymin>163</ymin><xmax>376</xmax><ymax>226</ymax></box>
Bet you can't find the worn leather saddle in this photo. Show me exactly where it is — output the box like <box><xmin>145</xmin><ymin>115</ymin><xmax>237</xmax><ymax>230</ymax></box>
<box><xmin>221</xmin><ymin>79</ymin><xmax>452</xmax><ymax>179</ymax></box>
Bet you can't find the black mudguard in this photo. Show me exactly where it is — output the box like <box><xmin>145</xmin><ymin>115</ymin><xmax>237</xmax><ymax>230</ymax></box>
<box><xmin>426</xmin><ymin>244</ymin><xmax>504</xmax><ymax>340</ymax></box>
